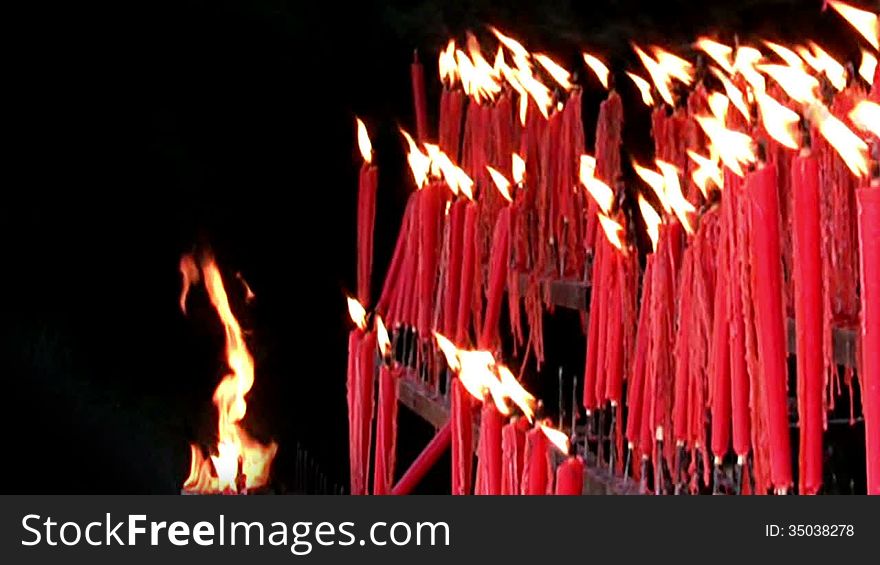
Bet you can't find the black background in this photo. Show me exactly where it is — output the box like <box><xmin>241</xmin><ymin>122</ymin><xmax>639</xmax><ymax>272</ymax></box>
<box><xmin>2</xmin><ymin>0</ymin><xmax>867</xmax><ymax>493</ymax></box>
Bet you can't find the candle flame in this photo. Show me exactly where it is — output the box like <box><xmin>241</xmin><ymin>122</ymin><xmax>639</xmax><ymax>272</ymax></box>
<box><xmin>356</xmin><ymin>117</ymin><xmax>373</xmax><ymax>164</ymax></box>
<box><xmin>514</xmin><ymin>67</ymin><xmax>554</xmax><ymax>119</ymax></box>
<box><xmin>179</xmin><ymin>253</ymin><xmax>200</xmax><ymax>314</ymax></box>
<box><xmin>534</xmin><ymin>53</ymin><xmax>573</xmax><ymax>90</ymax></box>
<box><xmin>707</xmin><ymin>91</ymin><xmax>730</xmax><ymax>122</ymax></box>
<box><xmin>582</xmin><ymin>52</ymin><xmax>610</xmax><ymax>89</ymax></box>
<box><xmin>638</xmin><ymin>195</ymin><xmax>662</xmax><ymax>252</ymax></box>
<box><xmin>758</xmin><ymin>63</ymin><xmax>820</xmax><ymax>104</ymax></box>
<box><xmin>687</xmin><ymin>150</ymin><xmax>723</xmax><ymax>197</ymax></box>
<box><xmin>849</xmin><ymin>100</ymin><xmax>880</xmax><ymax>139</ymax></box>
<box><xmin>733</xmin><ymin>45</ymin><xmax>767</xmax><ymax>92</ymax></box>
<box><xmin>797</xmin><ymin>42</ymin><xmax>847</xmax><ymax>92</ymax></box>
<box><xmin>695</xmin><ymin>115</ymin><xmax>757</xmax><ymax>177</ymax></box>
<box><xmin>695</xmin><ymin>38</ymin><xmax>735</xmax><ymax>75</ymax></box>
<box><xmin>512</xmin><ymin>153</ymin><xmax>526</xmax><ymax>185</ymax></box>
<box><xmin>711</xmin><ymin>68</ymin><xmax>752</xmax><ymax>121</ymax></box>
<box><xmin>809</xmin><ymin>104</ymin><xmax>870</xmax><ymax>177</ymax></box>
<box><xmin>656</xmin><ymin>159</ymin><xmax>696</xmax><ymax>234</ymax></box>
<box><xmin>597</xmin><ymin>213</ymin><xmax>626</xmax><ymax>251</ymax></box>
<box><xmin>632</xmin><ymin>160</ymin><xmax>671</xmax><ymax>213</ymax></box>
<box><xmin>763</xmin><ymin>41</ymin><xmax>806</xmax><ymax>70</ymax></box>
<box><xmin>580</xmin><ymin>155</ymin><xmax>614</xmax><ymax>215</ymax></box>
<box><xmin>439</xmin><ymin>40</ymin><xmax>457</xmax><ymax>86</ymax></box>
<box><xmin>626</xmin><ymin>71</ymin><xmax>655</xmax><ymax>106</ymax></box>
<box><xmin>827</xmin><ymin>1</ymin><xmax>879</xmax><ymax>50</ymax></box>
<box><xmin>497</xmin><ymin>364</ymin><xmax>536</xmax><ymax>422</ymax></box>
<box><xmin>486</xmin><ymin>166</ymin><xmax>513</xmax><ymax>202</ymax></box>
<box><xmin>859</xmin><ymin>49</ymin><xmax>878</xmax><ymax>84</ymax></box>
<box><xmin>633</xmin><ymin>45</ymin><xmax>677</xmax><ymax>106</ymax></box>
<box><xmin>490</xmin><ymin>27</ymin><xmax>530</xmax><ymax>60</ymax></box>
<box><xmin>401</xmin><ymin>129</ymin><xmax>431</xmax><ymax>189</ymax></box>
<box><xmin>754</xmin><ymin>90</ymin><xmax>801</xmax><ymax>149</ymax></box>
<box><xmin>434</xmin><ymin>332</ymin><xmax>461</xmax><ymax>373</ymax></box>
<box><xmin>539</xmin><ymin>422</ymin><xmax>570</xmax><ymax>454</ymax></box>
<box><xmin>376</xmin><ymin>316</ymin><xmax>391</xmax><ymax>358</ymax></box>
<box><xmin>347</xmin><ymin>296</ymin><xmax>368</xmax><ymax>331</ymax></box>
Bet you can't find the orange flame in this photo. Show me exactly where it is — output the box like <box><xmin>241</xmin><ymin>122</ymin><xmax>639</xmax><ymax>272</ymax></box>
<box><xmin>696</xmin><ymin>115</ymin><xmax>757</xmax><ymax>177</ymax></box>
<box><xmin>534</xmin><ymin>53</ymin><xmax>573</xmax><ymax>90</ymax></box>
<box><xmin>496</xmin><ymin>364</ymin><xmax>536</xmax><ymax>422</ymax></box>
<box><xmin>356</xmin><ymin>117</ymin><xmax>372</xmax><ymax>164</ymax></box>
<box><xmin>512</xmin><ymin>153</ymin><xmax>526</xmax><ymax>185</ymax></box>
<box><xmin>763</xmin><ymin>41</ymin><xmax>806</xmax><ymax>70</ymax></box>
<box><xmin>755</xmin><ymin>90</ymin><xmax>801</xmax><ymax>149</ymax></box>
<box><xmin>439</xmin><ymin>40</ymin><xmax>457</xmax><ymax>85</ymax></box>
<box><xmin>808</xmin><ymin>104</ymin><xmax>870</xmax><ymax>177</ymax></box>
<box><xmin>539</xmin><ymin>422</ymin><xmax>570</xmax><ymax>454</ymax></box>
<box><xmin>638</xmin><ymin>195</ymin><xmax>662</xmax><ymax>253</ymax></box>
<box><xmin>582</xmin><ymin>52</ymin><xmax>610</xmax><ymax>89</ymax></box>
<box><xmin>860</xmin><ymin>49</ymin><xmax>878</xmax><ymax>84</ymax></box>
<box><xmin>626</xmin><ymin>72</ymin><xmax>655</xmax><ymax>106</ymax></box>
<box><xmin>797</xmin><ymin>42</ymin><xmax>847</xmax><ymax>92</ymax></box>
<box><xmin>434</xmin><ymin>332</ymin><xmax>461</xmax><ymax>372</ymax></box>
<box><xmin>733</xmin><ymin>45</ymin><xmax>767</xmax><ymax>92</ymax></box>
<box><xmin>695</xmin><ymin>38</ymin><xmax>735</xmax><ymax>75</ymax></box>
<box><xmin>687</xmin><ymin>150</ymin><xmax>723</xmax><ymax>197</ymax></box>
<box><xmin>486</xmin><ymin>166</ymin><xmax>513</xmax><ymax>203</ymax></box>
<box><xmin>632</xmin><ymin>160</ymin><xmax>671</xmax><ymax>213</ymax></box>
<box><xmin>758</xmin><ymin>63</ymin><xmax>820</xmax><ymax>104</ymax></box>
<box><xmin>376</xmin><ymin>316</ymin><xmax>391</xmax><ymax>358</ymax></box>
<box><xmin>711</xmin><ymin>68</ymin><xmax>752</xmax><ymax>122</ymax></box>
<box><xmin>580</xmin><ymin>155</ymin><xmax>614</xmax><ymax>215</ymax></box>
<box><xmin>634</xmin><ymin>45</ymin><xmax>678</xmax><ymax>106</ymax></box>
<box><xmin>179</xmin><ymin>253</ymin><xmax>200</xmax><ymax>314</ymax></box>
<box><xmin>401</xmin><ymin>129</ymin><xmax>431</xmax><ymax>188</ymax></box>
<box><xmin>347</xmin><ymin>296</ymin><xmax>368</xmax><ymax>331</ymax></box>
<box><xmin>183</xmin><ymin>257</ymin><xmax>277</xmax><ymax>493</ymax></box>
<box><xmin>490</xmin><ymin>27</ymin><xmax>530</xmax><ymax>61</ymax></box>
<box><xmin>597</xmin><ymin>213</ymin><xmax>626</xmax><ymax>251</ymax></box>
<box><xmin>828</xmin><ymin>1</ymin><xmax>879</xmax><ymax>51</ymax></box>
<box><xmin>849</xmin><ymin>100</ymin><xmax>880</xmax><ymax>139</ymax></box>
<box><xmin>656</xmin><ymin>159</ymin><xmax>696</xmax><ymax>234</ymax></box>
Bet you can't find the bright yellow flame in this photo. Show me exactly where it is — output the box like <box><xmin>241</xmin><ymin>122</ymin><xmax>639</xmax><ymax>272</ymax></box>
<box><xmin>457</xmin><ymin>350</ymin><xmax>498</xmax><ymax>402</ymax></box>
<box><xmin>638</xmin><ymin>195</ymin><xmax>662</xmax><ymax>253</ymax></box>
<box><xmin>539</xmin><ymin>422</ymin><xmax>570</xmax><ymax>454</ymax></box>
<box><xmin>512</xmin><ymin>153</ymin><xmax>526</xmax><ymax>185</ymax></box>
<box><xmin>580</xmin><ymin>155</ymin><xmax>614</xmax><ymax>215</ymax></box>
<box><xmin>859</xmin><ymin>49</ymin><xmax>878</xmax><ymax>84</ymax></box>
<box><xmin>439</xmin><ymin>40</ymin><xmax>458</xmax><ymax>85</ymax></box>
<box><xmin>490</xmin><ymin>27</ymin><xmax>530</xmax><ymax>60</ymax></box>
<box><xmin>434</xmin><ymin>332</ymin><xmax>461</xmax><ymax>372</ymax></box>
<box><xmin>758</xmin><ymin>63</ymin><xmax>820</xmax><ymax>104</ymax></box>
<box><xmin>515</xmin><ymin>67</ymin><xmax>554</xmax><ymax>119</ymax></box>
<box><xmin>711</xmin><ymin>68</ymin><xmax>751</xmax><ymax>122</ymax></box>
<box><xmin>733</xmin><ymin>45</ymin><xmax>767</xmax><ymax>92</ymax></box>
<box><xmin>696</xmin><ymin>115</ymin><xmax>757</xmax><ymax>177</ymax></box>
<box><xmin>451</xmin><ymin>165</ymin><xmax>475</xmax><ymax>201</ymax></box>
<box><xmin>695</xmin><ymin>38</ymin><xmax>735</xmax><ymax>75</ymax></box>
<box><xmin>687</xmin><ymin>150</ymin><xmax>723</xmax><ymax>197</ymax></box>
<box><xmin>356</xmin><ymin>118</ymin><xmax>372</xmax><ymax>164</ymax></box>
<box><xmin>423</xmin><ymin>142</ymin><xmax>443</xmax><ymax>179</ymax></box>
<box><xmin>466</xmin><ymin>33</ymin><xmax>503</xmax><ymax>102</ymax></box>
<box><xmin>376</xmin><ymin>316</ymin><xmax>391</xmax><ymax>357</ymax></box>
<box><xmin>401</xmin><ymin>129</ymin><xmax>431</xmax><ymax>188</ymax></box>
<box><xmin>582</xmin><ymin>52</ymin><xmax>610</xmax><ymax>89</ymax></box>
<box><xmin>809</xmin><ymin>104</ymin><xmax>870</xmax><ymax>177</ymax></box>
<box><xmin>707</xmin><ymin>91</ymin><xmax>730</xmax><ymax>122</ymax></box>
<box><xmin>797</xmin><ymin>42</ymin><xmax>847</xmax><ymax>92</ymax></box>
<box><xmin>656</xmin><ymin>159</ymin><xmax>696</xmax><ymax>234</ymax></box>
<box><xmin>347</xmin><ymin>296</ymin><xmax>367</xmax><ymax>331</ymax></box>
<box><xmin>597</xmin><ymin>213</ymin><xmax>626</xmax><ymax>250</ymax></box>
<box><xmin>763</xmin><ymin>41</ymin><xmax>805</xmax><ymax>70</ymax></box>
<box><xmin>626</xmin><ymin>71</ymin><xmax>655</xmax><ymax>106</ymax></box>
<box><xmin>850</xmin><ymin>100</ymin><xmax>880</xmax><ymax>138</ymax></box>
<box><xmin>754</xmin><ymin>90</ymin><xmax>801</xmax><ymax>150</ymax></box>
<box><xmin>632</xmin><ymin>160</ymin><xmax>671</xmax><ymax>213</ymax></box>
<box><xmin>534</xmin><ymin>53</ymin><xmax>573</xmax><ymax>90</ymax></box>
<box><xmin>580</xmin><ymin>154</ymin><xmax>597</xmax><ymax>178</ymax></box>
<box><xmin>634</xmin><ymin>45</ymin><xmax>676</xmax><ymax>106</ymax></box>
<box><xmin>653</xmin><ymin>46</ymin><xmax>695</xmax><ymax>86</ymax></box>
<box><xmin>828</xmin><ymin>1</ymin><xmax>879</xmax><ymax>51</ymax></box>
<box><xmin>496</xmin><ymin>364</ymin><xmax>536</xmax><ymax>422</ymax></box>
<box><xmin>486</xmin><ymin>166</ymin><xmax>513</xmax><ymax>202</ymax></box>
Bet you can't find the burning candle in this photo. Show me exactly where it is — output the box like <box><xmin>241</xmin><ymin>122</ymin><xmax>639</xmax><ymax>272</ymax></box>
<box><xmin>791</xmin><ymin>151</ymin><xmax>824</xmax><ymax>495</ymax></box>
<box><xmin>373</xmin><ymin>317</ymin><xmax>398</xmax><ymax>495</ymax></box>
<box><xmin>857</xmin><ymin>183</ymin><xmax>880</xmax><ymax>495</ymax></box>
<box><xmin>522</xmin><ymin>423</ymin><xmax>553</xmax><ymax>495</ymax></box>
<box><xmin>476</xmin><ymin>399</ymin><xmax>505</xmax><ymax>495</ymax></box>
<box><xmin>456</xmin><ymin>201</ymin><xmax>478</xmax><ymax>345</ymax></box>
<box><xmin>539</xmin><ymin>422</ymin><xmax>582</xmax><ymax>495</ymax></box>
<box><xmin>356</xmin><ymin>118</ymin><xmax>378</xmax><ymax>307</ymax></box>
<box><xmin>480</xmin><ymin>166</ymin><xmax>513</xmax><ymax>349</ymax></box>
<box><xmin>418</xmin><ymin>181</ymin><xmax>444</xmax><ymax>340</ymax></box>
<box><xmin>501</xmin><ymin>417</ymin><xmax>528</xmax><ymax>495</ymax></box>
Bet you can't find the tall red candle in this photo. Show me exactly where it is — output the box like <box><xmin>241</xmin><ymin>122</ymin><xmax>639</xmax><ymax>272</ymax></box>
<box><xmin>418</xmin><ymin>182</ymin><xmax>443</xmax><ymax>338</ymax></box>
<box><xmin>857</xmin><ymin>184</ymin><xmax>880</xmax><ymax>495</ymax></box>
<box><xmin>791</xmin><ymin>152</ymin><xmax>824</xmax><ymax>495</ymax></box>
<box><xmin>476</xmin><ymin>401</ymin><xmax>504</xmax><ymax>495</ymax></box>
<box><xmin>673</xmin><ymin>247</ymin><xmax>694</xmax><ymax>444</ymax></box>
<box><xmin>522</xmin><ymin>427</ymin><xmax>552</xmax><ymax>495</ymax></box>
<box><xmin>373</xmin><ymin>364</ymin><xmax>400</xmax><ymax>495</ymax></box>
<box><xmin>626</xmin><ymin>256</ymin><xmax>655</xmax><ymax>454</ymax></box>
<box><xmin>583</xmin><ymin>239</ymin><xmax>606</xmax><ymax>411</ymax></box>
<box><xmin>456</xmin><ymin>202</ymin><xmax>477</xmax><ymax>344</ymax></box>
<box><xmin>555</xmin><ymin>456</ymin><xmax>585</xmax><ymax>495</ymax></box>
<box><xmin>377</xmin><ymin>193</ymin><xmax>417</xmax><ymax>317</ymax></box>
<box><xmin>411</xmin><ymin>51</ymin><xmax>429</xmax><ymax>144</ymax></box>
<box><xmin>746</xmin><ymin>164</ymin><xmax>792</xmax><ymax>491</ymax></box>
<box><xmin>353</xmin><ymin>329</ymin><xmax>376</xmax><ymax>495</ymax></box>
<box><xmin>443</xmin><ymin>200</ymin><xmax>466</xmax><ymax>335</ymax></box>
<box><xmin>480</xmin><ymin>205</ymin><xmax>511</xmax><ymax>349</ymax></box>
<box><xmin>501</xmin><ymin>418</ymin><xmax>528</xmax><ymax>495</ymax></box>
<box><xmin>346</xmin><ymin>327</ymin><xmax>363</xmax><ymax>494</ymax></box>
<box><xmin>710</xmin><ymin>231</ymin><xmax>731</xmax><ymax>461</ymax></box>
<box><xmin>356</xmin><ymin>119</ymin><xmax>378</xmax><ymax>307</ymax></box>
<box><xmin>451</xmin><ymin>377</ymin><xmax>474</xmax><ymax>495</ymax></box>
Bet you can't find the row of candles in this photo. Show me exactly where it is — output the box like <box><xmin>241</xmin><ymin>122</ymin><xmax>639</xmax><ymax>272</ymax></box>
<box><xmin>348</xmin><ymin>0</ymin><xmax>879</xmax><ymax>495</ymax></box>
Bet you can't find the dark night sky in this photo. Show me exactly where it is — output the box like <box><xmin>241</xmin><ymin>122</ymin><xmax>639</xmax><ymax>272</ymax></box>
<box><xmin>2</xmin><ymin>0</ymin><xmax>867</xmax><ymax>493</ymax></box>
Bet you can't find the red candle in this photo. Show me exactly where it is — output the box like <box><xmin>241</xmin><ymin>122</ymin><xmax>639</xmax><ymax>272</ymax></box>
<box><xmin>522</xmin><ymin>427</ymin><xmax>552</xmax><ymax>495</ymax></box>
<box><xmin>626</xmin><ymin>255</ymin><xmax>654</xmax><ymax>454</ymax></box>
<box><xmin>605</xmin><ymin>250</ymin><xmax>626</xmax><ymax>404</ymax></box>
<box><xmin>710</xmin><ymin>222</ymin><xmax>731</xmax><ymax>461</ymax></box>
<box><xmin>411</xmin><ymin>52</ymin><xmax>429</xmax><ymax>144</ymax></box>
<box><xmin>594</xmin><ymin>241</ymin><xmax>613</xmax><ymax>404</ymax></box>
<box><xmin>673</xmin><ymin>247</ymin><xmax>694</xmax><ymax>444</ymax></box>
<box><xmin>377</xmin><ymin>193</ymin><xmax>417</xmax><ymax>317</ymax></box>
<box><xmin>479</xmin><ymin>203</ymin><xmax>511</xmax><ymax>349</ymax></box>
<box><xmin>857</xmin><ymin>184</ymin><xmax>880</xmax><ymax>495</ymax></box>
<box><xmin>346</xmin><ymin>327</ymin><xmax>363</xmax><ymax>495</ymax></box>
<box><xmin>456</xmin><ymin>202</ymin><xmax>477</xmax><ymax>344</ymax></box>
<box><xmin>555</xmin><ymin>456</ymin><xmax>585</xmax><ymax>495</ymax></box>
<box><xmin>745</xmin><ymin>164</ymin><xmax>792</xmax><ymax>491</ymax></box>
<box><xmin>418</xmin><ymin>182</ymin><xmax>443</xmax><ymax>338</ymax></box>
<box><xmin>443</xmin><ymin>200</ymin><xmax>466</xmax><ymax>336</ymax></box>
<box><xmin>373</xmin><ymin>363</ymin><xmax>400</xmax><ymax>495</ymax></box>
<box><xmin>451</xmin><ymin>377</ymin><xmax>474</xmax><ymax>495</ymax></box>
<box><xmin>501</xmin><ymin>418</ymin><xmax>528</xmax><ymax>495</ymax></box>
<box><xmin>791</xmin><ymin>152</ymin><xmax>824</xmax><ymax>495</ymax></box>
<box><xmin>582</xmin><ymin>239</ymin><xmax>606</xmax><ymax>411</ymax></box>
<box><xmin>356</xmin><ymin>119</ymin><xmax>378</xmax><ymax>307</ymax></box>
<box><xmin>476</xmin><ymin>401</ymin><xmax>504</xmax><ymax>495</ymax></box>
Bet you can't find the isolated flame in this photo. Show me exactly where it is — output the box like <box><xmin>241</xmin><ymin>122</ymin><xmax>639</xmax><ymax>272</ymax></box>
<box><xmin>497</xmin><ymin>364</ymin><xmax>536</xmax><ymax>422</ymax></box>
<box><xmin>687</xmin><ymin>150</ymin><xmax>723</xmax><ymax>197</ymax></box>
<box><xmin>401</xmin><ymin>129</ymin><xmax>431</xmax><ymax>188</ymax></box>
<box><xmin>711</xmin><ymin>68</ymin><xmax>751</xmax><ymax>122</ymax></box>
<box><xmin>539</xmin><ymin>422</ymin><xmax>570</xmax><ymax>454</ymax></box>
<box><xmin>656</xmin><ymin>159</ymin><xmax>696</xmax><ymax>234</ymax></box>
<box><xmin>347</xmin><ymin>296</ymin><xmax>368</xmax><ymax>331</ymax></box>
<box><xmin>755</xmin><ymin>91</ymin><xmax>801</xmax><ymax>149</ymax></box>
<box><xmin>859</xmin><ymin>49</ymin><xmax>878</xmax><ymax>84</ymax></box>
<box><xmin>797</xmin><ymin>42</ymin><xmax>847</xmax><ymax>92</ymax></box>
<box><xmin>696</xmin><ymin>115</ymin><xmax>757</xmax><ymax>177</ymax></box>
<box><xmin>179</xmin><ymin>254</ymin><xmax>200</xmax><ymax>315</ymax></box>
<box><xmin>535</xmin><ymin>53</ymin><xmax>573</xmax><ymax>90</ymax></box>
<box><xmin>632</xmin><ymin>160</ymin><xmax>671</xmax><ymax>213</ymax></box>
<box><xmin>695</xmin><ymin>38</ymin><xmax>735</xmax><ymax>75</ymax></box>
<box><xmin>512</xmin><ymin>153</ymin><xmax>526</xmax><ymax>185</ymax></box>
<box><xmin>758</xmin><ymin>63</ymin><xmax>820</xmax><ymax>104</ymax></box>
<box><xmin>356</xmin><ymin>118</ymin><xmax>372</xmax><ymax>164</ymax></box>
<box><xmin>763</xmin><ymin>41</ymin><xmax>806</xmax><ymax>70</ymax></box>
<box><xmin>580</xmin><ymin>155</ymin><xmax>614</xmax><ymax>215</ymax></box>
<box><xmin>486</xmin><ymin>166</ymin><xmax>513</xmax><ymax>203</ymax></box>
<box><xmin>183</xmin><ymin>257</ymin><xmax>277</xmax><ymax>493</ymax></box>
<box><xmin>626</xmin><ymin>72</ymin><xmax>655</xmax><ymax>106</ymax></box>
<box><xmin>638</xmin><ymin>195</ymin><xmax>662</xmax><ymax>253</ymax></box>
<box><xmin>376</xmin><ymin>316</ymin><xmax>391</xmax><ymax>358</ymax></box>
<box><xmin>582</xmin><ymin>52</ymin><xmax>610</xmax><ymax>89</ymax></box>
<box><xmin>827</xmin><ymin>1</ymin><xmax>879</xmax><ymax>50</ymax></box>
<box><xmin>809</xmin><ymin>104</ymin><xmax>870</xmax><ymax>177</ymax></box>
<box><xmin>597</xmin><ymin>213</ymin><xmax>626</xmax><ymax>251</ymax></box>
